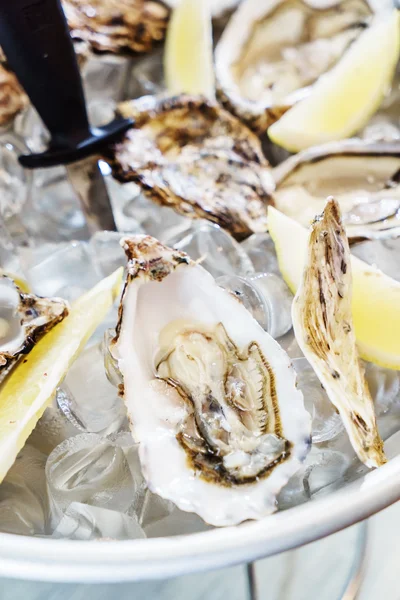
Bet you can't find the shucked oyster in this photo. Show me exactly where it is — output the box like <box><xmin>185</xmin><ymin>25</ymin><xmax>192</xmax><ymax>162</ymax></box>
<box><xmin>292</xmin><ymin>199</ymin><xmax>386</xmax><ymax>468</ymax></box>
<box><xmin>111</xmin><ymin>235</ymin><xmax>310</xmax><ymax>526</ymax></box>
<box><xmin>0</xmin><ymin>276</ymin><xmax>68</xmax><ymax>383</ymax></box>
<box><xmin>272</xmin><ymin>140</ymin><xmax>400</xmax><ymax>242</ymax></box>
<box><xmin>215</xmin><ymin>0</ymin><xmax>387</xmax><ymax>133</ymax></box>
<box><xmin>108</xmin><ymin>95</ymin><xmax>274</xmax><ymax>239</ymax></box>
<box><xmin>63</xmin><ymin>0</ymin><xmax>169</xmax><ymax>55</ymax></box>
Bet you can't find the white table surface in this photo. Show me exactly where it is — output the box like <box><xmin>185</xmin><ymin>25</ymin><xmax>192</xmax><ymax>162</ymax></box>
<box><xmin>0</xmin><ymin>500</ymin><xmax>398</xmax><ymax>600</ymax></box>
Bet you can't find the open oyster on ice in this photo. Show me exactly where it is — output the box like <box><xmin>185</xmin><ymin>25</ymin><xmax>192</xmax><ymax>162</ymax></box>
<box><xmin>272</xmin><ymin>140</ymin><xmax>400</xmax><ymax>242</ymax></box>
<box><xmin>63</xmin><ymin>0</ymin><xmax>169</xmax><ymax>55</ymax></box>
<box><xmin>108</xmin><ymin>95</ymin><xmax>273</xmax><ymax>239</ymax></box>
<box><xmin>292</xmin><ymin>199</ymin><xmax>386</xmax><ymax>468</ymax></box>
<box><xmin>0</xmin><ymin>276</ymin><xmax>68</xmax><ymax>383</ymax></box>
<box><xmin>111</xmin><ymin>235</ymin><xmax>311</xmax><ymax>526</ymax></box>
<box><xmin>215</xmin><ymin>0</ymin><xmax>388</xmax><ymax>133</ymax></box>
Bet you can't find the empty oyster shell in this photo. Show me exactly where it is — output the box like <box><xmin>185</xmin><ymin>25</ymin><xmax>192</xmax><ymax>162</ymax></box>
<box><xmin>0</xmin><ymin>276</ymin><xmax>68</xmax><ymax>383</ymax></box>
<box><xmin>63</xmin><ymin>0</ymin><xmax>169</xmax><ymax>55</ymax></box>
<box><xmin>111</xmin><ymin>235</ymin><xmax>311</xmax><ymax>526</ymax></box>
<box><xmin>272</xmin><ymin>140</ymin><xmax>400</xmax><ymax>242</ymax></box>
<box><xmin>108</xmin><ymin>95</ymin><xmax>274</xmax><ymax>239</ymax></box>
<box><xmin>292</xmin><ymin>198</ymin><xmax>386</xmax><ymax>468</ymax></box>
<box><xmin>215</xmin><ymin>0</ymin><xmax>388</xmax><ymax>133</ymax></box>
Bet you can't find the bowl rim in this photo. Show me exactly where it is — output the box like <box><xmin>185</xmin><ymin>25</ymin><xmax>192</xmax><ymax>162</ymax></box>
<box><xmin>0</xmin><ymin>451</ymin><xmax>399</xmax><ymax>583</ymax></box>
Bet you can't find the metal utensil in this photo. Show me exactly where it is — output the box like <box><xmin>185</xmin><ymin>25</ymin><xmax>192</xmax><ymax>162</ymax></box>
<box><xmin>0</xmin><ymin>0</ymin><xmax>133</xmax><ymax>233</ymax></box>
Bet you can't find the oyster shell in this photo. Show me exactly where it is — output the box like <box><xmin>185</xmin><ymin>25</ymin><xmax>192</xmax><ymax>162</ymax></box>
<box><xmin>215</xmin><ymin>0</ymin><xmax>387</xmax><ymax>133</ymax></box>
<box><xmin>63</xmin><ymin>0</ymin><xmax>169</xmax><ymax>55</ymax></box>
<box><xmin>0</xmin><ymin>61</ymin><xmax>27</xmax><ymax>128</ymax></box>
<box><xmin>292</xmin><ymin>198</ymin><xmax>386</xmax><ymax>468</ymax></box>
<box><xmin>111</xmin><ymin>235</ymin><xmax>311</xmax><ymax>526</ymax></box>
<box><xmin>0</xmin><ymin>276</ymin><xmax>68</xmax><ymax>383</ymax></box>
<box><xmin>272</xmin><ymin>140</ymin><xmax>400</xmax><ymax>242</ymax></box>
<box><xmin>108</xmin><ymin>95</ymin><xmax>274</xmax><ymax>239</ymax></box>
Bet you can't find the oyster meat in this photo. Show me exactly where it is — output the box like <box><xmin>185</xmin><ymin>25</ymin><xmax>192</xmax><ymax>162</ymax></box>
<box><xmin>0</xmin><ymin>276</ymin><xmax>68</xmax><ymax>383</ymax></box>
<box><xmin>108</xmin><ymin>95</ymin><xmax>274</xmax><ymax>239</ymax></box>
<box><xmin>63</xmin><ymin>0</ymin><xmax>169</xmax><ymax>55</ymax></box>
<box><xmin>272</xmin><ymin>140</ymin><xmax>400</xmax><ymax>242</ymax></box>
<box><xmin>215</xmin><ymin>0</ymin><xmax>387</xmax><ymax>133</ymax></box>
<box><xmin>292</xmin><ymin>198</ymin><xmax>386</xmax><ymax>468</ymax></box>
<box><xmin>111</xmin><ymin>235</ymin><xmax>311</xmax><ymax>526</ymax></box>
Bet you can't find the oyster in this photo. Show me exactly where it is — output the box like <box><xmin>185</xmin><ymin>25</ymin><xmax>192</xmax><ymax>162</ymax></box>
<box><xmin>292</xmin><ymin>198</ymin><xmax>386</xmax><ymax>468</ymax></box>
<box><xmin>0</xmin><ymin>61</ymin><xmax>27</xmax><ymax>128</ymax></box>
<box><xmin>272</xmin><ymin>140</ymin><xmax>400</xmax><ymax>242</ymax></box>
<box><xmin>0</xmin><ymin>277</ymin><xmax>68</xmax><ymax>383</ymax></box>
<box><xmin>108</xmin><ymin>95</ymin><xmax>274</xmax><ymax>239</ymax></box>
<box><xmin>63</xmin><ymin>0</ymin><xmax>169</xmax><ymax>55</ymax></box>
<box><xmin>111</xmin><ymin>235</ymin><xmax>311</xmax><ymax>526</ymax></box>
<box><xmin>215</xmin><ymin>0</ymin><xmax>387</xmax><ymax>133</ymax></box>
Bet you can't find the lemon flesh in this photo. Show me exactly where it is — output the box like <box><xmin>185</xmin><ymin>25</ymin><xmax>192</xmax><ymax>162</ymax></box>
<box><xmin>268</xmin><ymin>206</ymin><xmax>400</xmax><ymax>370</ymax></box>
<box><xmin>0</xmin><ymin>268</ymin><xmax>123</xmax><ymax>483</ymax></box>
<box><xmin>164</xmin><ymin>0</ymin><xmax>214</xmax><ymax>98</ymax></box>
<box><xmin>268</xmin><ymin>10</ymin><xmax>400</xmax><ymax>152</ymax></box>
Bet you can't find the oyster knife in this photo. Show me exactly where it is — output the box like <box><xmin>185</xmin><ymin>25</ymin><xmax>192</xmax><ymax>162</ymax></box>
<box><xmin>0</xmin><ymin>0</ymin><xmax>133</xmax><ymax>233</ymax></box>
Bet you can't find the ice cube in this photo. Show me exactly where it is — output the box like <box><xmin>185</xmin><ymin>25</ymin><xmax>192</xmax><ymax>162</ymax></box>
<box><xmin>46</xmin><ymin>433</ymin><xmax>138</xmax><ymax>527</ymax></box>
<box><xmin>127</xmin><ymin>52</ymin><xmax>164</xmax><ymax>98</ymax></box>
<box><xmin>0</xmin><ymin>135</ymin><xmax>30</xmax><ymax>220</ymax></box>
<box><xmin>123</xmin><ymin>193</ymin><xmax>191</xmax><ymax>241</ymax></box>
<box><xmin>166</xmin><ymin>222</ymin><xmax>254</xmax><ymax>278</ymax></box>
<box><xmin>28</xmin><ymin>404</ymin><xmax>80</xmax><ymax>456</ymax></box>
<box><xmin>249</xmin><ymin>272</ymin><xmax>293</xmax><ymax>338</ymax></box>
<box><xmin>89</xmin><ymin>230</ymin><xmax>129</xmax><ymax>278</ymax></box>
<box><xmin>102</xmin><ymin>328</ymin><xmax>123</xmax><ymax>388</ymax></box>
<box><xmin>241</xmin><ymin>233</ymin><xmax>281</xmax><ymax>276</ymax></box>
<box><xmin>364</xmin><ymin>362</ymin><xmax>400</xmax><ymax>416</ymax></box>
<box><xmin>216</xmin><ymin>272</ymin><xmax>292</xmax><ymax>338</ymax></box>
<box><xmin>52</xmin><ymin>502</ymin><xmax>145</xmax><ymax>541</ymax></box>
<box><xmin>293</xmin><ymin>358</ymin><xmax>344</xmax><ymax>444</ymax></box>
<box><xmin>144</xmin><ymin>506</ymin><xmax>209</xmax><ymax>537</ymax></box>
<box><xmin>304</xmin><ymin>449</ymin><xmax>351</xmax><ymax>498</ymax></box>
<box><xmin>83</xmin><ymin>55</ymin><xmax>132</xmax><ymax>103</ymax></box>
<box><xmin>26</xmin><ymin>167</ymin><xmax>88</xmax><ymax>242</ymax></box>
<box><xmin>216</xmin><ymin>275</ymin><xmax>271</xmax><ymax>331</ymax></box>
<box><xmin>57</xmin><ymin>343</ymin><xmax>127</xmax><ymax>435</ymax></box>
<box><xmin>0</xmin><ymin>445</ymin><xmax>48</xmax><ymax>535</ymax></box>
<box><xmin>27</xmin><ymin>241</ymin><xmax>100</xmax><ymax>300</ymax></box>
<box><xmin>278</xmin><ymin>331</ymin><xmax>304</xmax><ymax>359</ymax></box>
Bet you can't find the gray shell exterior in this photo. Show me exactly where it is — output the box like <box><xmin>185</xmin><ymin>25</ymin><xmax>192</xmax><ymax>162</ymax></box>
<box><xmin>107</xmin><ymin>94</ymin><xmax>274</xmax><ymax>239</ymax></box>
<box><xmin>0</xmin><ymin>277</ymin><xmax>69</xmax><ymax>383</ymax></box>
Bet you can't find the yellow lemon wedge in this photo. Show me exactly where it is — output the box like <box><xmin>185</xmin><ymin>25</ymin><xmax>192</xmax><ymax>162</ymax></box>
<box><xmin>0</xmin><ymin>268</ymin><xmax>123</xmax><ymax>482</ymax></box>
<box><xmin>268</xmin><ymin>206</ymin><xmax>400</xmax><ymax>370</ymax></box>
<box><xmin>268</xmin><ymin>10</ymin><xmax>400</xmax><ymax>152</ymax></box>
<box><xmin>164</xmin><ymin>0</ymin><xmax>215</xmax><ymax>98</ymax></box>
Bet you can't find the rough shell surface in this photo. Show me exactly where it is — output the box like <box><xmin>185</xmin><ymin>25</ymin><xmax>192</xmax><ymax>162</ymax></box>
<box><xmin>0</xmin><ymin>277</ymin><xmax>69</xmax><ymax>383</ymax></box>
<box><xmin>108</xmin><ymin>94</ymin><xmax>274</xmax><ymax>239</ymax></box>
<box><xmin>0</xmin><ymin>61</ymin><xmax>28</xmax><ymax>127</ymax></box>
<box><xmin>63</xmin><ymin>0</ymin><xmax>169</xmax><ymax>55</ymax></box>
<box><xmin>112</xmin><ymin>235</ymin><xmax>311</xmax><ymax>526</ymax></box>
<box><xmin>292</xmin><ymin>198</ymin><xmax>386</xmax><ymax>468</ymax></box>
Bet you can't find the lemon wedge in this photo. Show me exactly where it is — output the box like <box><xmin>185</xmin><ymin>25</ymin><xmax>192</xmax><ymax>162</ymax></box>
<box><xmin>0</xmin><ymin>268</ymin><xmax>123</xmax><ymax>483</ymax></box>
<box><xmin>268</xmin><ymin>206</ymin><xmax>400</xmax><ymax>370</ymax></box>
<box><xmin>268</xmin><ymin>10</ymin><xmax>400</xmax><ymax>152</ymax></box>
<box><xmin>164</xmin><ymin>0</ymin><xmax>214</xmax><ymax>98</ymax></box>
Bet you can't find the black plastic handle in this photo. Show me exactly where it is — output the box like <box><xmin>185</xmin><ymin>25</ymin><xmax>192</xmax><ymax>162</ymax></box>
<box><xmin>0</xmin><ymin>0</ymin><xmax>90</xmax><ymax>149</ymax></box>
<box><xmin>0</xmin><ymin>0</ymin><xmax>132</xmax><ymax>168</ymax></box>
